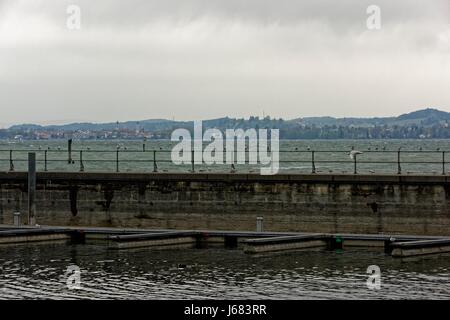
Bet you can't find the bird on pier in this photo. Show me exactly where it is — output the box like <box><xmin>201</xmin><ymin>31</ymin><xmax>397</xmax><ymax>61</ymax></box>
<box><xmin>307</xmin><ymin>146</ymin><xmax>311</xmax><ymax>151</ymax></box>
<box><xmin>349</xmin><ymin>150</ymin><xmax>363</xmax><ymax>160</ymax></box>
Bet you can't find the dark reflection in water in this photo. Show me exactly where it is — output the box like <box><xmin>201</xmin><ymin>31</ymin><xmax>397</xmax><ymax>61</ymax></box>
<box><xmin>1</xmin><ymin>243</ymin><xmax>450</xmax><ymax>299</ymax></box>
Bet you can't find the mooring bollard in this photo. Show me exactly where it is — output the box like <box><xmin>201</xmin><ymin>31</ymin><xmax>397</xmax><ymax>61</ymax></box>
<box><xmin>256</xmin><ymin>217</ymin><xmax>264</xmax><ymax>232</ymax></box>
<box><xmin>13</xmin><ymin>212</ymin><xmax>21</xmax><ymax>226</ymax></box>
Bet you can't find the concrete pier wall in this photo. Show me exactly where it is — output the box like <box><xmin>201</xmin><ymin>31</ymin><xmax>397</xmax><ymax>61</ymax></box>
<box><xmin>0</xmin><ymin>172</ymin><xmax>449</xmax><ymax>236</ymax></box>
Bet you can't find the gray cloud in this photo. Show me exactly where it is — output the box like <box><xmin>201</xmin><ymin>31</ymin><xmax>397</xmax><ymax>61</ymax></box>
<box><xmin>0</xmin><ymin>0</ymin><xmax>449</xmax><ymax>126</ymax></box>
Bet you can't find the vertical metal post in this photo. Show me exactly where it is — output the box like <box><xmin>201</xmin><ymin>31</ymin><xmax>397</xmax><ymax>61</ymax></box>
<box><xmin>311</xmin><ymin>151</ymin><xmax>316</xmax><ymax>173</ymax></box>
<box><xmin>143</xmin><ymin>143</ymin><xmax>146</xmax><ymax>152</ymax></box>
<box><xmin>68</xmin><ymin>139</ymin><xmax>73</xmax><ymax>164</ymax></box>
<box><xmin>153</xmin><ymin>150</ymin><xmax>157</xmax><ymax>172</ymax></box>
<box><xmin>44</xmin><ymin>150</ymin><xmax>48</xmax><ymax>171</ymax></box>
<box><xmin>397</xmin><ymin>150</ymin><xmax>401</xmax><ymax>174</ymax></box>
<box><xmin>191</xmin><ymin>149</ymin><xmax>195</xmax><ymax>172</ymax></box>
<box><xmin>353</xmin><ymin>155</ymin><xmax>357</xmax><ymax>174</ymax></box>
<box><xmin>28</xmin><ymin>152</ymin><xmax>36</xmax><ymax>226</ymax></box>
<box><xmin>442</xmin><ymin>151</ymin><xmax>445</xmax><ymax>175</ymax></box>
<box><xmin>9</xmin><ymin>150</ymin><xmax>14</xmax><ymax>171</ymax></box>
<box><xmin>256</xmin><ymin>217</ymin><xmax>264</xmax><ymax>232</ymax></box>
<box><xmin>79</xmin><ymin>150</ymin><xmax>84</xmax><ymax>172</ymax></box>
<box><xmin>116</xmin><ymin>149</ymin><xmax>119</xmax><ymax>172</ymax></box>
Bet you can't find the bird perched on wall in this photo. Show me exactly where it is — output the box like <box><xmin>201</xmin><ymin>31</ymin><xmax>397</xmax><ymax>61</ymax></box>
<box><xmin>349</xmin><ymin>150</ymin><xmax>363</xmax><ymax>160</ymax></box>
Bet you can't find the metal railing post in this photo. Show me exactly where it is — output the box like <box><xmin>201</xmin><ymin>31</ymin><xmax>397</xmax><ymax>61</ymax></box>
<box><xmin>153</xmin><ymin>150</ymin><xmax>157</xmax><ymax>172</ymax></box>
<box><xmin>9</xmin><ymin>150</ymin><xmax>14</xmax><ymax>171</ymax></box>
<box><xmin>80</xmin><ymin>150</ymin><xmax>84</xmax><ymax>172</ymax></box>
<box><xmin>44</xmin><ymin>150</ymin><xmax>48</xmax><ymax>171</ymax></box>
<box><xmin>68</xmin><ymin>138</ymin><xmax>73</xmax><ymax>164</ymax></box>
<box><xmin>116</xmin><ymin>149</ymin><xmax>119</xmax><ymax>172</ymax></box>
<box><xmin>28</xmin><ymin>153</ymin><xmax>36</xmax><ymax>226</ymax></box>
<box><xmin>191</xmin><ymin>149</ymin><xmax>195</xmax><ymax>172</ymax></box>
<box><xmin>442</xmin><ymin>151</ymin><xmax>445</xmax><ymax>175</ymax></box>
<box><xmin>397</xmin><ymin>150</ymin><xmax>401</xmax><ymax>174</ymax></box>
<box><xmin>353</xmin><ymin>154</ymin><xmax>357</xmax><ymax>174</ymax></box>
<box><xmin>311</xmin><ymin>151</ymin><xmax>316</xmax><ymax>173</ymax></box>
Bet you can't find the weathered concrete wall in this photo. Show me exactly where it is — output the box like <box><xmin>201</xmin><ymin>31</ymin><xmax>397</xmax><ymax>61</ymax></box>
<box><xmin>1</xmin><ymin>172</ymin><xmax>450</xmax><ymax>236</ymax></box>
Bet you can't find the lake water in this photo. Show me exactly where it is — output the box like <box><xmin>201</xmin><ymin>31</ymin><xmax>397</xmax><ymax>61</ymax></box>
<box><xmin>0</xmin><ymin>243</ymin><xmax>450</xmax><ymax>299</ymax></box>
<box><xmin>1</xmin><ymin>139</ymin><xmax>450</xmax><ymax>174</ymax></box>
<box><xmin>1</xmin><ymin>140</ymin><xmax>450</xmax><ymax>300</ymax></box>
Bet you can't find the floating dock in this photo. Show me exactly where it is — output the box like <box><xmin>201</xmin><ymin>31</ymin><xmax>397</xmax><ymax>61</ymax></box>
<box><xmin>108</xmin><ymin>231</ymin><xmax>203</xmax><ymax>249</ymax></box>
<box><xmin>389</xmin><ymin>239</ymin><xmax>450</xmax><ymax>257</ymax></box>
<box><xmin>1</xmin><ymin>225</ymin><xmax>450</xmax><ymax>258</ymax></box>
<box><xmin>243</xmin><ymin>234</ymin><xmax>328</xmax><ymax>254</ymax></box>
<box><xmin>0</xmin><ymin>228</ymin><xmax>73</xmax><ymax>244</ymax></box>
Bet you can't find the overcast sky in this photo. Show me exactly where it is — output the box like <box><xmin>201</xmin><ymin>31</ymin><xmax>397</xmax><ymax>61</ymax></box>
<box><xmin>0</xmin><ymin>0</ymin><xmax>449</xmax><ymax>127</ymax></box>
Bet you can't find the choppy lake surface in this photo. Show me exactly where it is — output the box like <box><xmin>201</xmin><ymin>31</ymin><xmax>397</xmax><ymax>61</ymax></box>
<box><xmin>1</xmin><ymin>139</ymin><xmax>450</xmax><ymax>174</ymax></box>
<box><xmin>1</xmin><ymin>243</ymin><xmax>450</xmax><ymax>299</ymax></box>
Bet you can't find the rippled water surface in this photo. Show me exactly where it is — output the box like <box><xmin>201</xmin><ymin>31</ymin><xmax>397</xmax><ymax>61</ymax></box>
<box><xmin>1</xmin><ymin>243</ymin><xmax>450</xmax><ymax>299</ymax></box>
